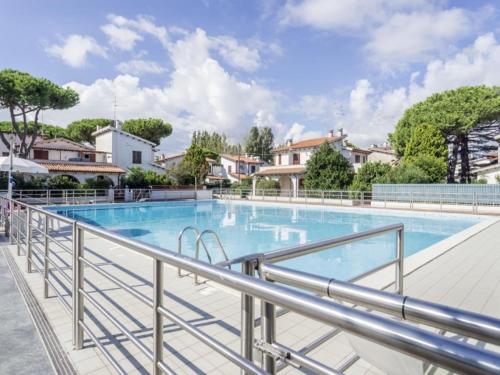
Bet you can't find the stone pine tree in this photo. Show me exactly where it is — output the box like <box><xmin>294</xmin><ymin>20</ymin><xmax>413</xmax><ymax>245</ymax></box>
<box><xmin>390</xmin><ymin>86</ymin><xmax>500</xmax><ymax>183</ymax></box>
<box><xmin>66</xmin><ymin>118</ymin><xmax>114</xmax><ymax>144</ymax></box>
<box><xmin>0</xmin><ymin>69</ymin><xmax>79</xmax><ymax>157</ymax></box>
<box><xmin>122</xmin><ymin>118</ymin><xmax>173</xmax><ymax>145</ymax></box>
<box><xmin>403</xmin><ymin>123</ymin><xmax>448</xmax><ymax>183</ymax></box>
<box><xmin>304</xmin><ymin>142</ymin><xmax>354</xmax><ymax>190</ymax></box>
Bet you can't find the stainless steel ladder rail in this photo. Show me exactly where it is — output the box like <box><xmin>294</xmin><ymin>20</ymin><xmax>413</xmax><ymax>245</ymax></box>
<box><xmin>177</xmin><ymin>226</ymin><xmax>210</xmax><ymax>277</ymax></box>
<box><xmin>195</xmin><ymin>229</ymin><xmax>230</xmax><ymax>284</ymax></box>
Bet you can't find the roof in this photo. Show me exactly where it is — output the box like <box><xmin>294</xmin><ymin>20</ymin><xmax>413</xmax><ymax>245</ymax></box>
<box><xmin>229</xmin><ymin>172</ymin><xmax>251</xmax><ymax>179</ymax></box>
<box><xmin>221</xmin><ymin>154</ymin><xmax>264</xmax><ymax>164</ymax></box>
<box><xmin>33</xmin><ymin>138</ymin><xmax>103</xmax><ymax>153</ymax></box>
<box><xmin>157</xmin><ymin>152</ymin><xmax>185</xmax><ymax>162</ymax></box>
<box><xmin>92</xmin><ymin>126</ymin><xmax>157</xmax><ymax>147</ymax></box>
<box><xmin>367</xmin><ymin>147</ymin><xmax>395</xmax><ymax>155</ymax></box>
<box><xmin>272</xmin><ymin>135</ymin><xmax>345</xmax><ymax>153</ymax></box>
<box><xmin>36</xmin><ymin>160</ymin><xmax>126</xmax><ymax>174</ymax></box>
<box><xmin>255</xmin><ymin>166</ymin><xmax>306</xmax><ymax>176</ymax></box>
<box><xmin>474</xmin><ymin>162</ymin><xmax>500</xmax><ymax>174</ymax></box>
<box><xmin>349</xmin><ymin>147</ymin><xmax>371</xmax><ymax>155</ymax></box>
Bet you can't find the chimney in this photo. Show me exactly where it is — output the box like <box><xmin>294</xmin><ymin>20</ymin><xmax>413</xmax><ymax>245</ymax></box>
<box><xmin>328</xmin><ymin>129</ymin><xmax>334</xmax><ymax>138</ymax></box>
<box><xmin>96</xmin><ymin>125</ymin><xmax>101</xmax><ymax>131</ymax></box>
<box><xmin>336</xmin><ymin>128</ymin><xmax>344</xmax><ymax>137</ymax></box>
<box><xmin>370</xmin><ymin>143</ymin><xmax>377</xmax><ymax>148</ymax></box>
<box><xmin>286</xmin><ymin>138</ymin><xmax>293</xmax><ymax>147</ymax></box>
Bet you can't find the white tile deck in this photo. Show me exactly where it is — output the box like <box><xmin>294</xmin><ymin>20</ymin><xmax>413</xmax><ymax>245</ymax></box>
<box><xmin>3</xmin><ymin>210</ymin><xmax>500</xmax><ymax>374</ymax></box>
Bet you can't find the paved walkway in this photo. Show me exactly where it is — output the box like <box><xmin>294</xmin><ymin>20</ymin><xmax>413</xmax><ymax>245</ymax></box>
<box><xmin>2</xmin><ymin>212</ymin><xmax>500</xmax><ymax>374</ymax></box>
<box><xmin>0</xmin><ymin>242</ymin><xmax>54</xmax><ymax>375</ymax></box>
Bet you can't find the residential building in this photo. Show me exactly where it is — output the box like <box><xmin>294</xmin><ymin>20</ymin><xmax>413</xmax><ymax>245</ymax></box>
<box><xmin>474</xmin><ymin>135</ymin><xmax>500</xmax><ymax>183</ymax></box>
<box><xmin>254</xmin><ymin>129</ymin><xmax>352</xmax><ymax>195</ymax></box>
<box><xmin>219</xmin><ymin>154</ymin><xmax>265</xmax><ymax>183</ymax></box>
<box><xmin>347</xmin><ymin>147</ymin><xmax>371</xmax><ymax>172</ymax></box>
<box><xmin>29</xmin><ymin>138</ymin><xmax>125</xmax><ymax>185</ymax></box>
<box><xmin>156</xmin><ymin>153</ymin><xmax>185</xmax><ymax>171</ymax></box>
<box><xmin>92</xmin><ymin>126</ymin><xmax>165</xmax><ymax>173</ymax></box>
<box><xmin>367</xmin><ymin>143</ymin><xmax>396</xmax><ymax>164</ymax></box>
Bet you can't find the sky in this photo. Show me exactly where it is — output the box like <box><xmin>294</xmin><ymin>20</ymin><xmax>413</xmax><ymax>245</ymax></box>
<box><xmin>1</xmin><ymin>0</ymin><xmax>500</xmax><ymax>154</ymax></box>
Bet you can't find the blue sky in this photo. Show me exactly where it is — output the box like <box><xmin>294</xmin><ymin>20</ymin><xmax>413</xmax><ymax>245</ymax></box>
<box><xmin>1</xmin><ymin>0</ymin><xmax>499</xmax><ymax>153</ymax></box>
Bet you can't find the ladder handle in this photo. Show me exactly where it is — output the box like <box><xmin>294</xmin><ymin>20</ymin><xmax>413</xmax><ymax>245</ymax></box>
<box><xmin>196</xmin><ymin>229</ymin><xmax>230</xmax><ymax>265</ymax></box>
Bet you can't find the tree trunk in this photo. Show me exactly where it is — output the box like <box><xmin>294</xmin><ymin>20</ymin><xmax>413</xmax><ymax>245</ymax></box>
<box><xmin>447</xmin><ymin>137</ymin><xmax>459</xmax><ymax>183</ymax></box>
<box><xmin>459</xmin><ymin>135</ymin><xmax>471</xmax><ymax>183</ymax></box>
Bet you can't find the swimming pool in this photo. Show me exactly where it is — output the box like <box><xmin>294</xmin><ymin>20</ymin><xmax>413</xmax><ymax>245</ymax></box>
<box><xmin>50</xmin><ymin>200</ymin><xmax>482</xmax><ymax>281</ymax></box>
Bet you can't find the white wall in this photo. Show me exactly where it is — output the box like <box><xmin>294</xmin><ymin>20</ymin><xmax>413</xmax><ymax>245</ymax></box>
<box><xmin>478</xmin><ymin>167</ymin><xmax>500</xmax><ymax>184</ymax></box>
<box><xmin>368</xmin><ymin>151</ymin><xmax>395</xmax><ymax>164</ymax></box>
<box><xmin>161</xmin><ymin>155</ymin><xmax>184</xmax><ymax>171</ymax></box>
<box><xmin>95</xmin><ymin>129</ymin><xmax>162</xmax><ymax>172</ymax></box>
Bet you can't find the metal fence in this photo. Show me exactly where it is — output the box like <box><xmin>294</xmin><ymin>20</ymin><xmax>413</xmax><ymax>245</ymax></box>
<box><xmin>214</xmin><ymin>187</ymin><xmax>500</xmax><ymax>214</ymax></box>
<box><xmin>3</xmin><ymin>197</ymin><xmax>500</xmax><ymax>375</ymax></box>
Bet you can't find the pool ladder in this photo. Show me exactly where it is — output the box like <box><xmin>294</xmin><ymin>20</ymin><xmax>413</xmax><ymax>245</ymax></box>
<box><xmin>177</xmin><ymin>226</ymin><xmax>230</xmax><ymax>284</ymax></box>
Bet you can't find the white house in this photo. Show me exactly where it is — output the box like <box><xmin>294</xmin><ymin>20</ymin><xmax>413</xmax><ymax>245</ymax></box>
<box><xmin>29</xmin><ymin>138</ymin><xmax>125</xmax><ymax>185</ymax></box>
<box><xmin>474</xmin><ymin>135</ymin><xmax>500</xmax><ymax>183</ymax></box>
<box><xmin>156</xmin><ymin>153</ymin><xmax>185</xmax><ymax>171</ymax></box>
<box><xmin>367</xmin><ymin>143</ymin><xmax>396</xmax><ymax>164</ymax></box>
<box><xmin>347</xmin><ymin>147</ymin><xmax>371</xmax><ymax>172</ymax></box>
<box><xmin>92</xmin><ymin>126</ymin><xmax>165</xmax><ymax>173</ymax></box>
<box><xmin>254</xmin><ymin>129</ymin><xmax>354</xmax><ymax>195</ymax></box>
<box><xmin>219</xmin><ymin>154</ymin><xmax>265</xmax><ymax>183</ymax></box>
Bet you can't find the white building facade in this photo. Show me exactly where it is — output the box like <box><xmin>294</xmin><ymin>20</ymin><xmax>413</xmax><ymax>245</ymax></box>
<box><xmin>254</xmin><ymin>130</ymin><xmax>368</xmax><ymax>196</ymax></box>
<box><xmin>93</xmin><ymin>126</ymin><xmax>165</xmax><ymax>173</ymax></box>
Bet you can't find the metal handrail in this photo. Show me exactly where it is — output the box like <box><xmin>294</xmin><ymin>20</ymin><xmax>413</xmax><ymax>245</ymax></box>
<box><xmin>74</xmin><ymin>218</ymin><xmax>500</xmax><ymax>375</ymax></box>
<box><xmin>4</xmin><ymin>197</ymin><xmax>500</xmax><ymax>375</ymax></box>
<box><xmin>177</xmin><ymin>225</ymin><xmax>210</xmax><ymax>277</ymax></box>
<box><xmin>261</xmin><ymin>262</ymin><xmax>500</xmax><ymax>346</ymax></box>
<box><xmin>194</xmin><ymin>229</ymin><xmax>230</xmax><ymax>284</ymax></box>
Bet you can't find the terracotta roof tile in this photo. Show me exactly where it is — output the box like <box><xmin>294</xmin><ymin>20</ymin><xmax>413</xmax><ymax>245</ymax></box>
<box><xmin>229</xmin><ymin>172</ymin><xmax>251</xmax><ymax>179</ymax></box>
<box><xmin>36</xmin><ymin>160</ymin><xmax>126</xmax><ymax>174</ymax></box>
<box><xmin>272</xmin><ymin>135</ymin><xmax>344</xmax><ymax>152</ymax></box>
<box><xmin>33</xmin><ymin>138</ymin><xmax>100</xmax><ymax>152</ymax></box>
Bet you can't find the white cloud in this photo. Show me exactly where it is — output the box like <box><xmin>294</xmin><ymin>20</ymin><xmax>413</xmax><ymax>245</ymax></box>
<box><xmin>339</xmin><ymin>33</ymin><xmax>500</xmax><ymax>146</ymax></box>
<box><xmin>366</xmin><ymin>8</ymin><xmax>471</xmax><ymax>69</ymax></box>
<box><xmin>106</xmin><ymin>14</ymin><xmax>170</xmax><ymax>48</ymax></box>
<box><xmin>116</xmin><ymin>59</ymin><xmax>166</xmax><ymax>75</ymax></box>
<box><xmin>279</xmin><ymin>0</ymin><xmax>476</xmax><ymax>69</ymax></box>
<box><xmin>101</xmin><ymin>23</ymin><xmax>143</xmax><ymax>51</ymax></box>
<box><xmin>279</xmin><ymin>0</ymin><xmax>430</xmax><ymax>32</ymax></box>
<box><xmin>46</xmin><ymin>35</ymin><xmax>107</xmax><ymax>68</ymax></box>
<box><xmin>213</xmin><ymin>36</ymin><xmax>261</xmax><ymax>72</ymax></box>
<box><xmin>284</xmin><ymin>122</ymin><xmax>322</xmax><ymax>142</ymax></box>
<box><xmin>349</xmin><ymin>79</ymin><xmax>374</xmax><ymax>122</ymax></box>
<box><xmin>42</xmin><ymin>27</ymin><xmax>280</xmax><ymax>153</ymax></box>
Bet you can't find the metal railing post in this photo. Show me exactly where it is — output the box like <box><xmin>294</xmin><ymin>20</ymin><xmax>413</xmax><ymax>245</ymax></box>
<box><xmin>241</xmin><ymin>260</ymin><xmax>255</xmax><ymax>373</ymax></box>
<box><xmin>26</xmin><ymin>207</ymin><xmax>32</xmax><ymax>273</ymax></box>
<box><xmin>259</xmin><ymin>262</ymin><xmax>276</xmax><ymax>374</ymax></box>
<box><xmin>16</xmin><ymin>205</ymin><xmax>20</xmax><ymax>255</ymax></box>
<box><xmin>73</xmin><ymin>224</ymin><xmax>84</xmax><ymax>349</ymax></box>
<box><xmin>153</xmin><ymin>259</ymin><xmax>164</xmax><ymax>375</ymax></box>
<box><xmin>44</xmin><ymin>214</ymin><xmax>50</xmax><ymax>298</ymax></box>
<box><xmin>395</xmin><ymin>228</ymin><xmax>404</xmax><ymax>295</ymax></box>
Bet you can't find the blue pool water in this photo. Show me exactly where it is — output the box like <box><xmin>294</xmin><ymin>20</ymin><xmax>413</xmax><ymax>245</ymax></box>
<box><xmin>50</xmin><ymin>200</ymin><xmax>481</xmax><ymax>281</ymax></box>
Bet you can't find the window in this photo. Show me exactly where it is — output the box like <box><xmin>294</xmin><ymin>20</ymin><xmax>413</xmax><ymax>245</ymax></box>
<box><xmin>250</xmin><ymin>165</ymin><xmax>256</xmax><ymax>173</ymax></box>
<box><xmin>228</xmin><ymin>165</ymin><xmax>232</xmax><ymax>174</ymax></box>
<box><xmin>362</xmin><ymin>156</ymin><xmax>367</xmax><ymax>163</ymax></box>
<box><xmin>2</xmin><ymin>152</ymin><xmax>9</xmax><ymax>156</ymax></box>
<box><xmin>355</xmin><ymin>154</ymin><xmax>361</xmax><ymax>163</ymax></box>
<box><xmin>293</xmin><ymin>153</ymin><xmax>300</xmax><ymax>165</ymax></box>
<box><xmin>34</xmin><ymin>149</ymin><xmax>49</xmax><ymax>160</ymax></box>
<box><xmin>278</xmin><ymin>154</ymin><xmax>282</xmax><ymax>165</ymax></box>
<box><xmin>132</xmin><ymin>151</ymin><xmax>142</xmax><ymax>164</ymax></box>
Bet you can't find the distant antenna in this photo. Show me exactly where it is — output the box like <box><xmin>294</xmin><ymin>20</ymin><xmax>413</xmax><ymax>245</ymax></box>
<box><xmin>113</xmin><ymin>95</ymin><xmax>118</xmax><ymax>126</ymax></box>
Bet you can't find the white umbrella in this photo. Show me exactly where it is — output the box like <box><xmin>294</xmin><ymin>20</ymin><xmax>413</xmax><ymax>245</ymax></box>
<box><xmin>0</xmin><ymin>156</ymin><xmax>49</xmax><ymax>174</ymax></box>
<box><xmin>0</xmin><ymin>153</ymin><xmax>49</xmax><ymax>200</ymax></box>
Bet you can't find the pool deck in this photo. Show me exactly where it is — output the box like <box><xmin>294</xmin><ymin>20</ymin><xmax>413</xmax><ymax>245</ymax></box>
<box><xmin>2</xmin><ymin>213</ymin><xmax>500</xmax><ymax>374</ymax></box>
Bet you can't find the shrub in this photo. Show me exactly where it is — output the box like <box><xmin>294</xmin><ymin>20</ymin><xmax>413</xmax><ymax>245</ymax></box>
<box><xmin>47</xmin><ymin>175</ymin><xmax>80</xmax><ymax>189</ymax></box>
<box><xmin>304</xmin><ymin>142</ymin><xmax>354</xmax><ymax>190</ymax></box>
<box><xmin>350</xmin><ymin>162</ymin><xmax>392</xmax><ymax>192</ymax></box>
<box><xmin>83</xmin><ymin>177</ymin><xmax>113</xmax><ymax>189</ymax></box>
<box><xmin>256</xmin><ymin>178</ymin><xmax>280</xmax><ymax>190</ymax></box>
<box><xmin>377</xmin><ymin>162</ymin><xmax>432</xmax><ymax>184</ymax></box>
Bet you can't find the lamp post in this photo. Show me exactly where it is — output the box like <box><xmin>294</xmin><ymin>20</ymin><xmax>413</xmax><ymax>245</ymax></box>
<box><xmin>7</xmin><ymin>134</ymin><xmax>14</xmax><ymax>200</ymax></box>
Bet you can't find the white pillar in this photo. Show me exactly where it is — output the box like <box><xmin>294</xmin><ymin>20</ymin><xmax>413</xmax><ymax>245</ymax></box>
<box><xmin>292</xmin><ymin>175</ymin><xmax>299</xmax><ymax>198</ymax></box>
<box><xmin>252</xmin><ymin>176</ymin><xmax>257</xmax><ymax>197</ymax></box>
